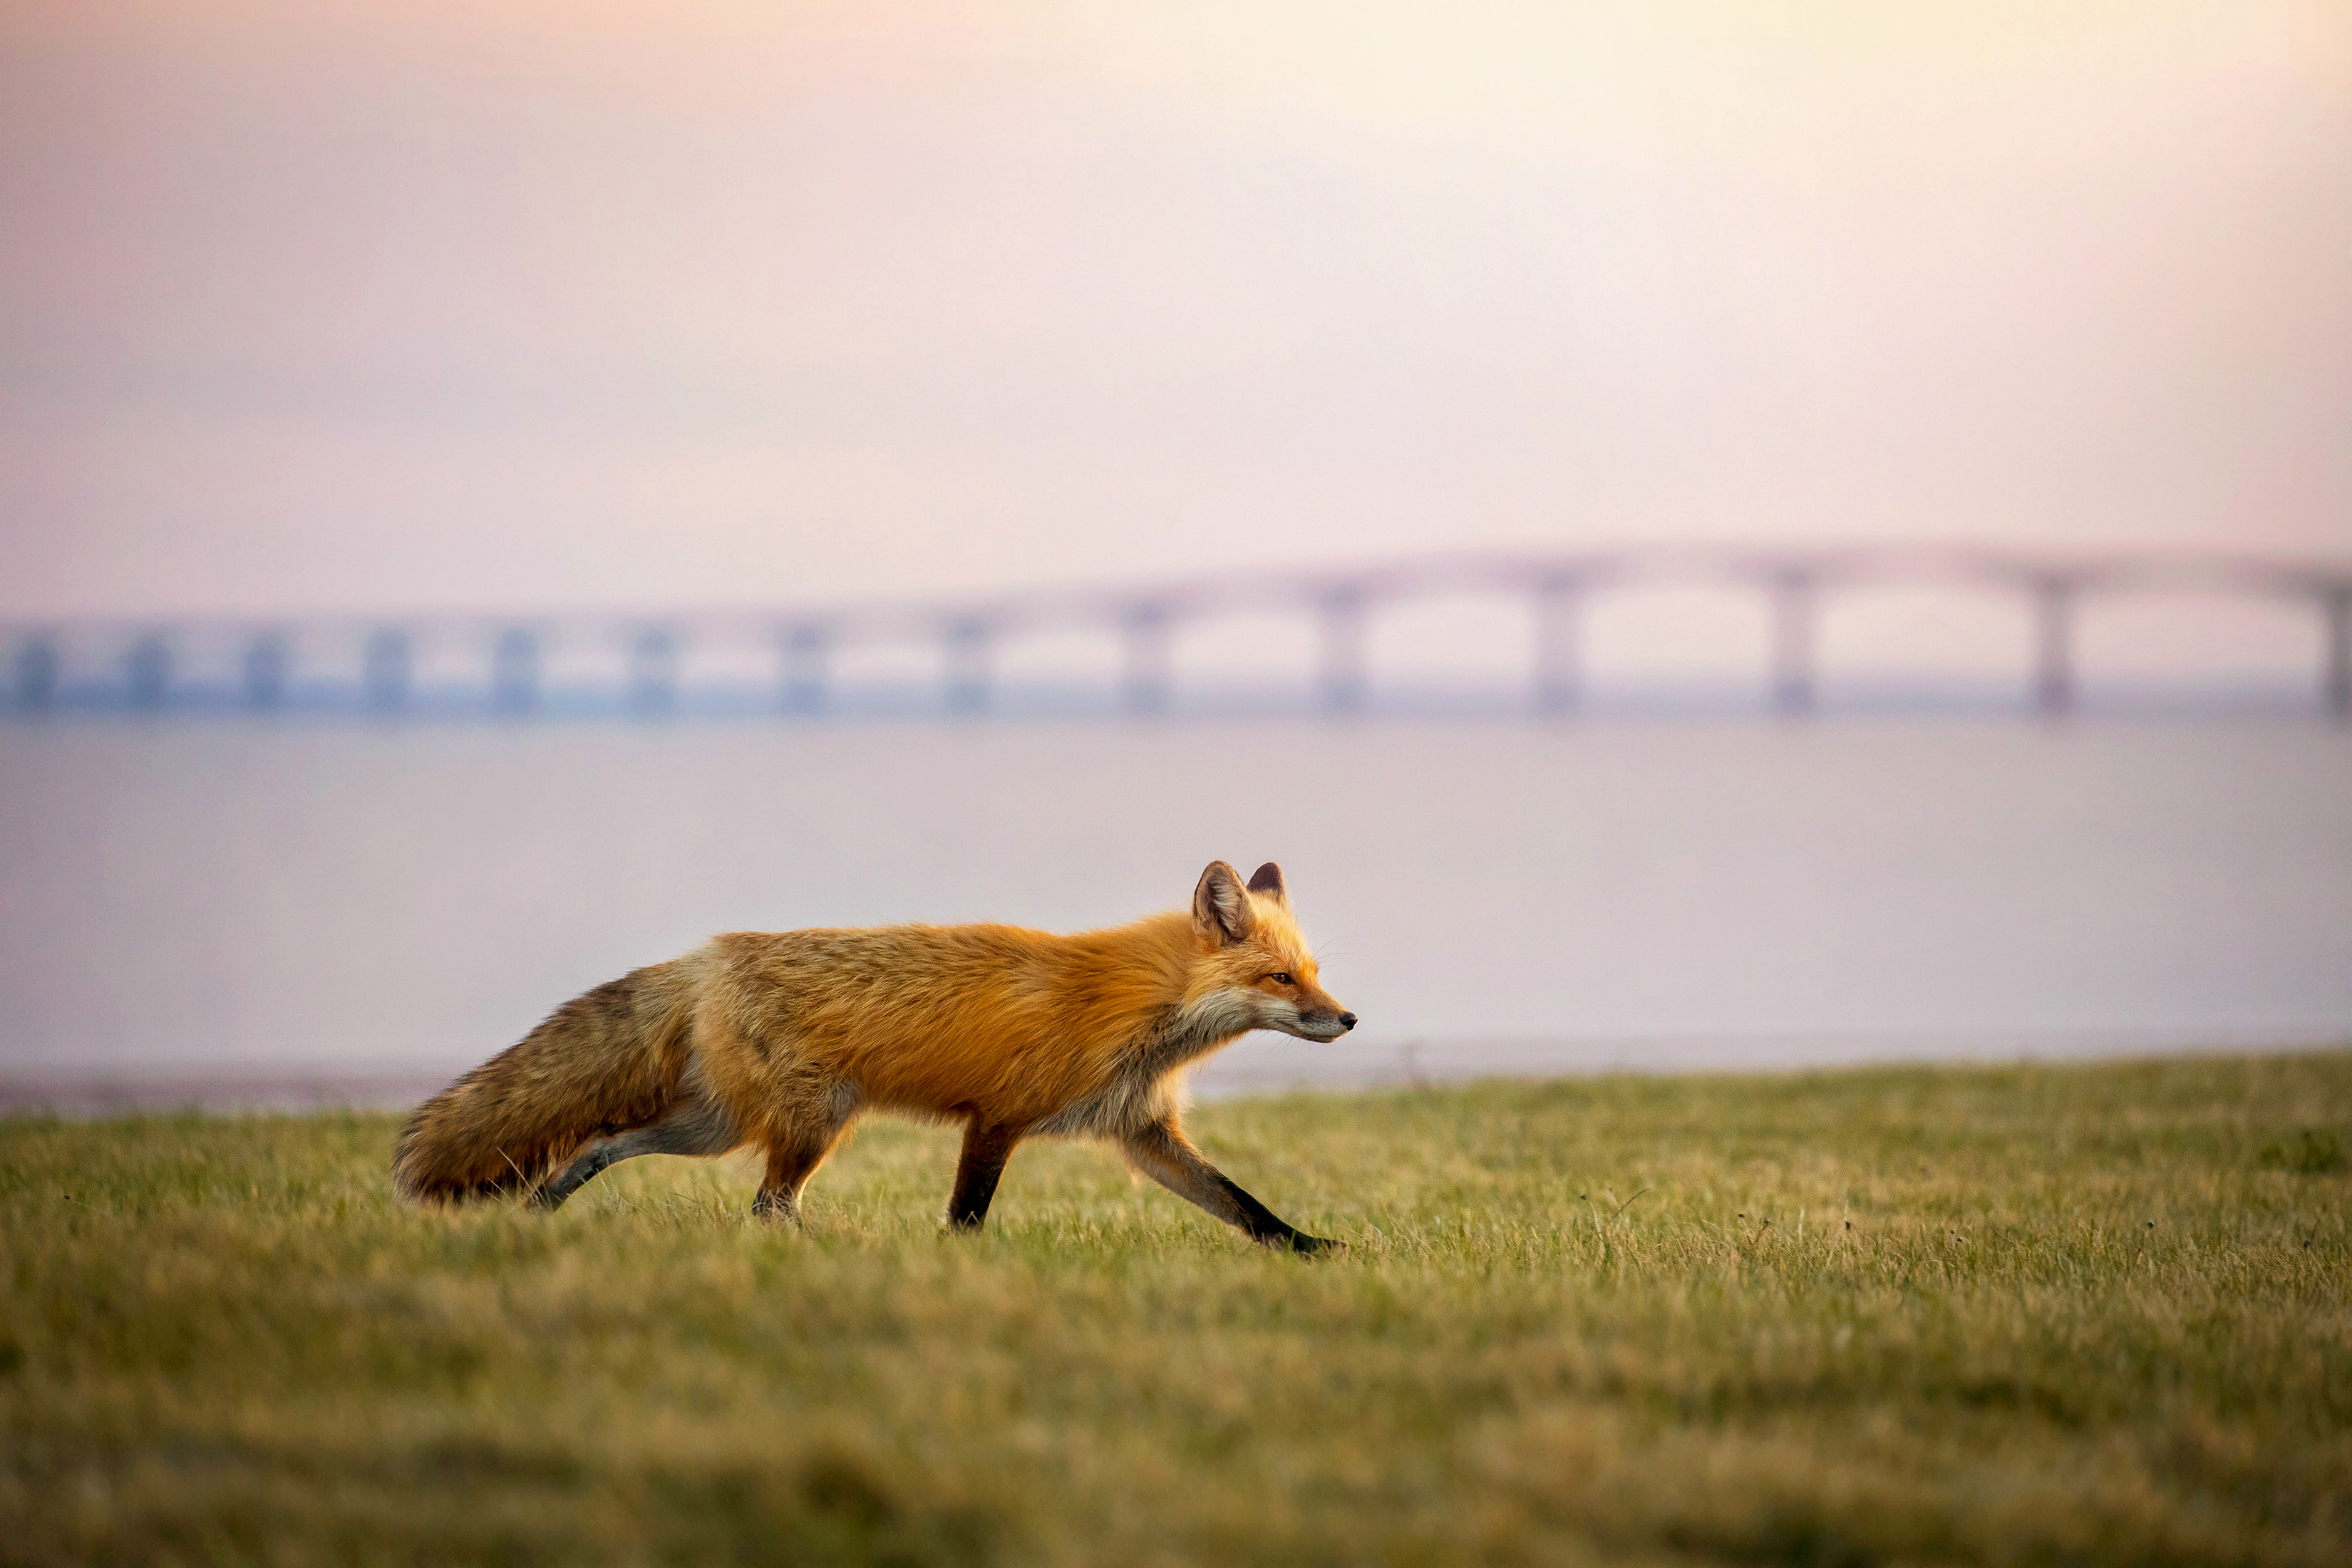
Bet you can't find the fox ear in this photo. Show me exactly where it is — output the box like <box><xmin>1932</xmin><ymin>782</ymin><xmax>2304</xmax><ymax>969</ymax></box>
<box><xmin>1192</xmin><ymin>860</ymin><xmax>1255</xmax><ymax>945</ymax></box>
<box><xmin>1245</xmin><ymin>862</ymin><xmax>1287</xmax><ymax>904</ymax></box>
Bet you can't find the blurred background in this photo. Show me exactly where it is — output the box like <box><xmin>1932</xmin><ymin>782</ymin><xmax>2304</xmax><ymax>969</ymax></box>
<box><xmin>2</xmin><ymin>0</ymin><xmax>2348</xmax><ymax>1103</ymax></box>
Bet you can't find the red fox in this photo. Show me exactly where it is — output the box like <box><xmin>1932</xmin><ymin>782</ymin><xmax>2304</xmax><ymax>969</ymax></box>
<box><xmin>393</xmin><ymin>860</ymin><xmax>1356</xmax><ymax>1252</ymax></box>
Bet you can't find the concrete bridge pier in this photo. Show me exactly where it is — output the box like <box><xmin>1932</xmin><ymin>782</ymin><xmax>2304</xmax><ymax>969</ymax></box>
<box><xmin>2325</xmin><ymin>584</ymin><xmax>2351</xmax><ymax>721</ymax></box>
<box><xmin>1533</xmin><ymin>577</ymin><xmax>1582</xmax><ymax>716</ymax></box>
<box><xmin>363</xmin><ymin>630</ymin><xmax>411</xmax><ymax>712</ymax></box>
<box><xmin>944</xmin><ymin>617</ymin><xmax>991</xmax><ymax>715</ymax></box>
<box><xmin>243</xmin><ymin>634</ymin><xmax>289</xmax><ymax>710</ymax></box>
<box><xmin>1120</xmin><ymin>602</ymin><xmax>1172</xmax><ymax>716</ymax></box>
<box><xmin>780</xmin><ymin>624</ymin><xmax>828</xmax><ymax>715</ymax></box>
<box><xmin>13</xmin><ymin>637</ymin><xmax>59</xmax><ymax>712</ymax></box>
<box><xmin>2033</xmin><ymin>578</ymin><xmax>2077</xmax><ymax>717</ymax></box>
<box><xmin>491</xmin><ymin>629</ymin><xmax>539</xmax><ymax>714</ymax></box>
<box><xmin>1768</xmin><ymin>569</ymin><xmax>1817</xmax><ymax>716</ymax></box>
<box><xmin>125</xmin><ymin>635</ymin><xmax>172</xmax><ymax>710</ymax></box>
<box><xmin>1318</xmin><ymin>587</ymin><xmax>1367</xmax><ymax>716</ymax></box>
<box><xmin>628</xmin><ymin>627</ymin><xmax>678</xmax><ymax>713</ymax></box>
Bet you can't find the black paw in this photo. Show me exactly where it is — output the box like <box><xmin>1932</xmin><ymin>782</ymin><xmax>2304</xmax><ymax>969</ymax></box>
<box><xmin>1275</xmin><ymin>1232</ymin><xmax>1346</xmax><ymax>1257</ymax></box>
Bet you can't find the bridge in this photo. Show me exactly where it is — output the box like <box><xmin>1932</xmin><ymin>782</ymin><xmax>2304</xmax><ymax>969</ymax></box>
<box><xmin>6</xmin><ymin>544</ymin><xmax>2349</xmax><ymax>721</ymax></box>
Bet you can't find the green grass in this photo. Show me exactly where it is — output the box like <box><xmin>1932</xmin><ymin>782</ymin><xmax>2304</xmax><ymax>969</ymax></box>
<box><xmin>3</xmin><ymin>1053</ymin><xmax>2349</xmax><ymax>1568</ymax></box>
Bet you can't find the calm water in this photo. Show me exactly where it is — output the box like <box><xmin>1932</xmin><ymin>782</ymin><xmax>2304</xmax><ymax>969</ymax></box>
<box><xmin>2</xmin><ymin>716</ymin><xmax>2346</xmax><ymax>1101</ymax></box>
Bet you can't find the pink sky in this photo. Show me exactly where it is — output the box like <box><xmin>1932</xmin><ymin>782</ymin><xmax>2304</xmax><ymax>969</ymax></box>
<box><xmin>3</xmin><ymin>0</ymin><xmax>2348</xmax><ymax>629</ymax></box>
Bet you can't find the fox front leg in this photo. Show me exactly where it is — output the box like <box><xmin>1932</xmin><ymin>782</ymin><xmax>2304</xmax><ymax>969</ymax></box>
<box><xmin>1118</xmin><ymin>1119</ymin><xmax>1341</xmax><ymax>1255</ymax></box>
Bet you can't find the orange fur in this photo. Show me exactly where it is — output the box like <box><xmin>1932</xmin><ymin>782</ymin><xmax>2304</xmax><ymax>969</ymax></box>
<box><xmin>393</xmin><ymin>861</ymin><xmax>1355</xmax><ymax>1248</ymax></box>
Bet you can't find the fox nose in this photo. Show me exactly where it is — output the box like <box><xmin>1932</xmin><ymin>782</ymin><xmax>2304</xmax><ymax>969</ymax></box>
<box><xmin>1337</xmin><ymin>1013</ymin><xmax>1357</xmax><ymax>1031</ymax></box>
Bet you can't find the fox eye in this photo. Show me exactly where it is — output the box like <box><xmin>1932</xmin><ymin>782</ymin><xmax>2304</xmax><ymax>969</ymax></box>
<box><xmin>1269</xmin><ymin>972</ymin><xmax>1294</xmax><ymax>986</ymax></box>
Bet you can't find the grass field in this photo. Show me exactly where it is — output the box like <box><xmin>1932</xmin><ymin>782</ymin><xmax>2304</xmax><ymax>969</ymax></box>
<box><xmin>3</xmin><ymin>1052</ymin><xmax>2348</xmax><ymax>1567</ymax></box>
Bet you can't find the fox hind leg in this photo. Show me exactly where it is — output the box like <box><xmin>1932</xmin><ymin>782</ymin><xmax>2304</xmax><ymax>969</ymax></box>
<box><xmin>751</xmin><ymin>1080</ymin><xmax>861</xmax><ymax>1223</ymax></box>
<box><xmin>531</xmin><ymin>1093</ymin><xmax>739</xmax><ymax>1211</ymax></box>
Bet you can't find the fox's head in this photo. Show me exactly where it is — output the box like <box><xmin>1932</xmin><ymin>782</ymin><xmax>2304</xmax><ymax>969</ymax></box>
<box><xmin>1188</xmin><ymin>860</ymin><xmax>1356</xmax><ymax>1043</ymax></box>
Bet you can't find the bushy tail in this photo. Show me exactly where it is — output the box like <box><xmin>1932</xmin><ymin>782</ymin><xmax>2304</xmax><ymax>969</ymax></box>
<box><xmin>393</xmin><ymin>959</ymin><xmax>696</xmax><ymax>1203</ymax></box>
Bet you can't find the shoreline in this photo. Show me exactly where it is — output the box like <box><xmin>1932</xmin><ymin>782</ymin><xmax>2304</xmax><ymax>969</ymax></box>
<box><xmin>9</xmin><ymin>1031</ymin><xmax>2343</xmax><ymax>1117</ymax></box>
